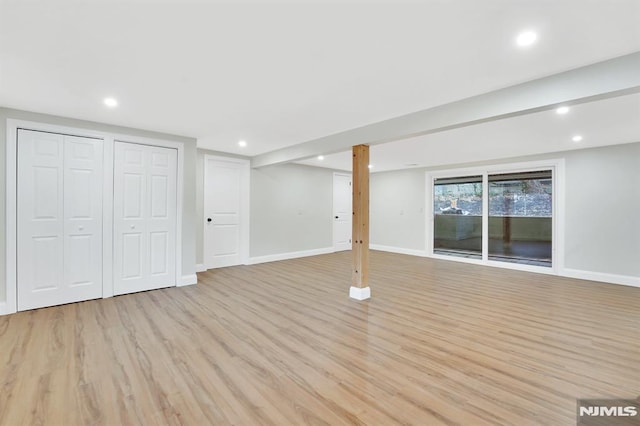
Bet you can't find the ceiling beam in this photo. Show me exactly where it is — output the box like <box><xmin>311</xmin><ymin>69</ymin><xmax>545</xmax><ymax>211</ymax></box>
<box><xmin>251</xmin><ymin>51</ymin><xmax>640</xmax><ymax>168</ymax></box>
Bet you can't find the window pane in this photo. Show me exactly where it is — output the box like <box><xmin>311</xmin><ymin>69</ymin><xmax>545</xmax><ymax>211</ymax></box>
<box><xmin>488</xmin><ymin>171</ymin><xmax>552</xmax><ymax>266</ymax></box>
<box><xmin>434</xmin><ymin>176</ymin><xmax>482</xmax><ymax>259</ymax></box>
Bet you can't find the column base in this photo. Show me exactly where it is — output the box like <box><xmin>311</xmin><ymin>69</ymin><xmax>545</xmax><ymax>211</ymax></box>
<box><xmin>349</xmin><ymin>286</ymin><xmax>371</xmax><ymax>301</ymax></box>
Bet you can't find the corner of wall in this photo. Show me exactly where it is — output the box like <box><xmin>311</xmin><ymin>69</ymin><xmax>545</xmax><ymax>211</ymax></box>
<box><xmin>179</xmin><ymin>274</ymin><xmax>198</xmax><ymax>287</ymax></box>
<box><xmin>561</xmin><ymin>268</ymin><xmax>640</xmax><ymax>289</ymax></box>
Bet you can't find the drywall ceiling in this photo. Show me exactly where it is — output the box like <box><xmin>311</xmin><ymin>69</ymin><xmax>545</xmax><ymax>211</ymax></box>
<box><xmin>1</xmin><ymin>0</ymin><xmax>639</xmax><ymax>161</ymax></box>
<box><xmin>296</xmin><ymin>92</ymin><xmax>640</xmax><ymax>172</ymax></box>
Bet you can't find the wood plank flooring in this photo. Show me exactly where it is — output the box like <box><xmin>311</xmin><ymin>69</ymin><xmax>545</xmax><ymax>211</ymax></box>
<box><xmin>1</xmin><ymin>251</ymin><xmax>639</xmax><ymax>425</ymax></box>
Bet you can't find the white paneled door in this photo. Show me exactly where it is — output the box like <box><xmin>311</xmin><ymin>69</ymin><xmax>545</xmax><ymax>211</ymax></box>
<box><xmin>333</xmin><ymin>173</ymin><xmax>352</xmax><ymax>251</ymax></box>
<box><xmin>113</xmin><ymin>142</ymin><xmax>177</xmax><ymax>295</ymax></box>
<box><xmin>203</xmin><ymin>156</ymin><xmax>247</xmax><ymax>269</ymax></box>
<box><xmin>17</xmin><ymin>130</ymin><xmax>104</xmax><ymax>311</ymax></box>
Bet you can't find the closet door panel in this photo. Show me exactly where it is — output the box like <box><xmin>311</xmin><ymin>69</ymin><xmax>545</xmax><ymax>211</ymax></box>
<box><xmin>114</xmin><ymin>142</ymin><xmax>176</xmax><ymax>295</ymax></box>
<box><xmin>114</xmin><ymin>142</ymin><xmax>148</xmax><ymax>294</ymax></box>
<box><xmin>63</xmin><ymin>135</ymin><xmax>103</xmax><ymax>297</ymax></box>
<box><xmin>147</xmin><ymin>146</ymin><xmax>176</xmax><ymax>285</ymax></box>
<box><xmin>17</xmin><ymin>130</ymin><xmax>103</xmax><ymax>310</ymax></box>
<box><xmin>17</xmin><ymin>130</ymin><xmax>65</xmax><ymax>310</ymax></box>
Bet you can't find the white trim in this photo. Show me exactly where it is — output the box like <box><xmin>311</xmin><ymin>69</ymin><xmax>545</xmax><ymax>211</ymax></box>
<box><xmin>425</xmin><ymin>158</ymin><xmax>564</xmax><ymax>276</ymax></box>
<box><xmin>429</xmin><ymin>257</ymin><xmax>551</xmax><ymax>277</ymax></box>
<box><xmin>486</xmin><ymin>259</ymin><xmax>556</xmax><ymax>275</ymax></box>
<box><xmin>5</xmin><ymin>119</ymin><xmax>186</xmax><ymax>314</ymax></box>
<box><xmin>102</xmin><ymin>136</ymin><xmax>115</xmax><ymax>298</ymax></box>
<box><xmin>6</xmin><ymin>120</ymin><xmax>110</xmax><ymax>140</ymax></box>
<box><xmin>427</xmin><ymin>159</ymin><xmax>564</xmax><ymax>178</ymax></box>
<box><xmin>349</xmin><ymin>286</ymin><xmax>371</xmax><ymax>300</ymax></box>
<box><xmin>196</xmin><ymin>264</ymin><xmax>207</xmax><ymax>273</ymax></box>
<box><xmin>553</xmin><ymin>159</ymin><xmax>567</xmax><ymax>272</ymax></box>
<box><xmin>561</xmin><ymin>269</ymin><xmax>640</xmax><ymax>288</ymax></box>
<box><xmin>0</xmin><ymin>302</ymin><xmax>8</xmax><ymax>316</ymax></box>
<box><xmin>481</xmin><ymin>171</ymin><xmax>489</xmax><ymax>262</ymax></box>
<box><xmin>178</xmin><ymin>274</ymin><xmax>198</xmax><ymax>287</ymax></box>
<box><xmin>5</xmin><ymin>121</ymin><xmax>18</xmax><ymax>314</ymax></box>
<box><xmin>370</xmin><ymin>244</ymin><xmax>425</xmax><ymax>257</ymax></box>
<box><xmin>203</xmin><ymin>155</ymin><xmax>251</xmax><ymax>268</ymax></box>
<box><xmin>425</xmin><ymin>173</ymin><xmax>434</xmax><ymax>256</ymax></box>
<box><xmin>246</xmin><ymin>247</ymin><xmax>334</xmax><ymax>265</ymax></box>
<box><xmin>427</xmin><ymin>252</ymin><xmax>486</xmax><ymax>267</ymax></box>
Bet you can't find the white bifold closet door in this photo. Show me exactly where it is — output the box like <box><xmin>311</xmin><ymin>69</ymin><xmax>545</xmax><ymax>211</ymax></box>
<box><xmin>17</xmin><ymin>129</ymin><xmax>103</xmax><ymax>311</ymax></box>
<box><xmin>113</xmin><ymin>142</ymin><xmax>177</xmax><ymax>295</ymax></box>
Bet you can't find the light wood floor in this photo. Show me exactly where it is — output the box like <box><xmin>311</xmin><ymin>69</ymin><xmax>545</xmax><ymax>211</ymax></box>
<box><xmin>1</xmin><ymin>251</ymin><xmax>639</xmax><ymax>425</ymax></box>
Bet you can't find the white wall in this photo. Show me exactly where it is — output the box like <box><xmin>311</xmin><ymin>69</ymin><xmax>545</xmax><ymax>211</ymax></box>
<box><xmin>250</xmin><ymin>164</ymin><xmax>333</xmax><ymax>257</ymax></box>
<box><xmin>369</xmin><ymin>141</ymin><xmax>640</xmax><ymax>281</ymax></box>
<box><xmin>0</xmin><ymin>107</ymin><xmax>198</xmax><ymax>303</ymax></box>
<box><xmin>232</xmin><ymin>141</ymin><xmax>639</xmax><ymax>283</ymax></box>
<box><xmin>370</xmin><ymin>168</ymin><xmax>425</xmax><ymax>250</ymax></box>
<box><xmin>563</xmin><ymin>143</ymin><xmax>640</xmax><ymax>276</ymax></box>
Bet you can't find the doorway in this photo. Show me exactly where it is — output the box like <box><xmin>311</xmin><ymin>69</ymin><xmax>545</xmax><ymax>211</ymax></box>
<box><xmin>333</xmin><ymin>172</ymin><xmax>352</xmax><ymax>251</ymax></box>
<box><xmin>203</xmin><ymin>155</ymin><xmax>250</xmax><ymax>269</ymax></box>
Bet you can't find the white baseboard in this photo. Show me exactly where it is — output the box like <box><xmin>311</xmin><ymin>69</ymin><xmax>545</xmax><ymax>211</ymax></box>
<box><xmin>0</xmin><ymin>302</ymin><xmax>10</xmax><ymax>316</ymax></box>
<box><xmin>561</xmin><ymin>268</ymin><xmax>640</xmax><ymax>288</ymax></box>
<box><xmin>370</xmin><ymin>244</ymin><xmax>426</xmax><ymax>257</ymax></box>
<box><xmin>370</xmin><ymin>244</ymin><xmax>640</xmax><ymax>290</ymax></box>
<box><xmin>178</xmin><ymin>274</ymin><xmax>198</xmax><ymax>287</ymax></box>
<box><xmin>195</xmin><ymin>264</ymin><xmax>207</xmax><ymax>273</ymax></box>
<box><xmin>247</xmin><ymin>247</ymin><xmax>334</xmax><ymax>265</ymax></box>
<box><xmin>349</xmin><ymin>286</ymin><xmax>371</xmax><ymax>300</ymax></box>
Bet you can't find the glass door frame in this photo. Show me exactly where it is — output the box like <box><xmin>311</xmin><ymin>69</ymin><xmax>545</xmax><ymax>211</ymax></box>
<box><xmin>426</xmin><ymin>159</ymin><xmax>565</xmax><ymax>275</ymax></box>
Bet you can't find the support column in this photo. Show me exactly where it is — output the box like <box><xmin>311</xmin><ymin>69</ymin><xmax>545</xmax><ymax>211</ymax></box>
<box><xmin>350</xmin><ymin>144</ymin><xmax>371</xmax><ymax>300</ymax></box>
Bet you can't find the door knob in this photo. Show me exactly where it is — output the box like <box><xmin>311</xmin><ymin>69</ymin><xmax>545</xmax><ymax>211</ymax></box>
<box><xmin>207</xmin><ymin>218</ymin><xmax>212</xmax><ymax>222</ymax></box>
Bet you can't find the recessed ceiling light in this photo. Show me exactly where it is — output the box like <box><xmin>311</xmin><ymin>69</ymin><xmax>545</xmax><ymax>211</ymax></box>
<box><xmin>317</xmin><ymin>155</ymin><xmax>324</xmax><ymax>160</ymax></box>
<box><xmin>556</xmin><ymin>106</ymin><xmax>570</xmax><ymax>115</ymax></box>
<box><xmin>572</xmin><ymin>135</ymin><xmax>583</xmax><ymax>142</ymax></box>
<box><xmin>238</xmin><ymin>140</ymin><xmax>247</xmax><ymax>147</ymax></box>
<box><xmin>516</xmin><ymin>30</ymin><xmax>537</xmax><ymax>47</ymax></box>
<box><xmin>104</xmin><ymin>97</ymin><xmax>118</xmax><ymax>108</ymax></box>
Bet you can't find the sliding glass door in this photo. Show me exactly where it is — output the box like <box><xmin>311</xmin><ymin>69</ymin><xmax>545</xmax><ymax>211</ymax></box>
<box><xmin>432</xmin><ymin>166</ymin><xmax>555</xmax><ymax>269</ymax></box>
<box><xmin>488</xmin><ymin>171</ymin><xmax>552</xmax><ymax>266</ymax></box>
<box><xmin>433</xmin><ymin>176</ymin><xmax>483</xmax><ymax>259</ymax></box>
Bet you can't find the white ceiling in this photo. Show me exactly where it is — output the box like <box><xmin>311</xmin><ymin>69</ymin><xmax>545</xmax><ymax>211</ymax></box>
<box><xmin>297</xmin><ymin>92</ymin><xmax>640</xmax><ymax>172</ymax></box>
<box><xmin>1</xmin><ymin>0</ymin><xmax>640</xmax><ymax>164</ymax></box>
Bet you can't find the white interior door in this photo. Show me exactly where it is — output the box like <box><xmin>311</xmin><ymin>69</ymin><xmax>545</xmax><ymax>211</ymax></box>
<box><xmin>113</xmin><ymin>142</ymin><xmax>177</xmax><ymax>295</ymax></box>
<box><xmin>203</xmin><ymin>156</ymin><xmax>247</xmax><ymax>269</ymax></box>
<box><xmin>17</xmin><ymin>130</ymin><xmax>103</xmax><ymax>311</ymax></box>
<box><xmin>333</xmin><ymin>173</ymin><xmax>352</xmax><ymax>251</ymax></box>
